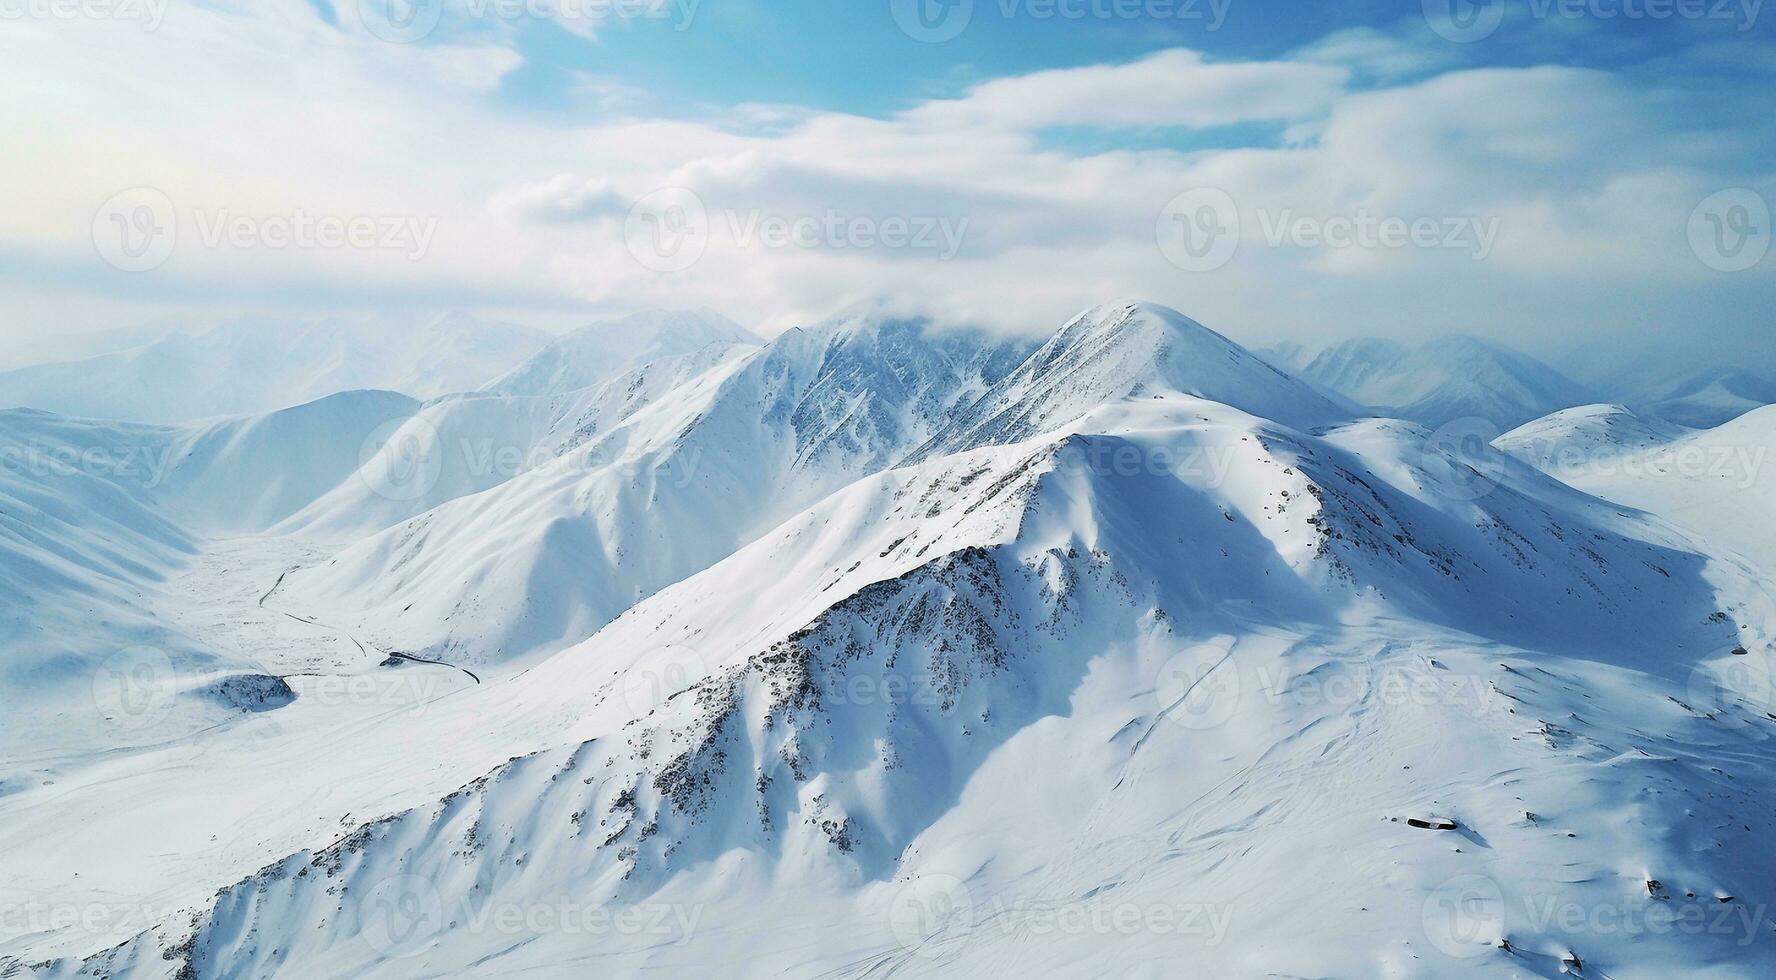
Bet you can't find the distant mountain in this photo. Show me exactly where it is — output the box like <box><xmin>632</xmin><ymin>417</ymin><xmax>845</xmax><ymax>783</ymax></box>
<box><xmin>1635</xmin><ymin>368</ymin><xmax>1776</xmax><ymax>429</ymax></box>
<box><xmin>281</xmin><ymin>309</ymin><xmax>1033</xmax><ymax>666</ymax></box>
<box><xmin>479</xmin><ymin>309</ymin><xmax>761</xmax><ymax>397</ymax></box>
<box><xmin>910</xmin><ymin>302</ymin><xmax>1345</xmax><ymax>461</ymax></box>
<box><xmin>1493</xmin><ymin>403</ymin><xmax>1690</xmax><ymax>475</ymax></box>
<box><xmin>283</xmin><ymin>342</ymin><xmax>754</xmax><ymax>538</ymax></box>
<box><xmin>1281</xmin><ymin>335</ymin><xmax>1598</xmax><ymax>430</ymax></box>
<box><xmin>1547</xmin><ymin>403</ymin><xmax>1776</xmax><ymax>572</ymax></box>
<box><xmin>0</xmin><ymin>319</ymin><xmax>183</xmax><ymax>370</ymax></box>
<box><xmin>0</xmin><ymin>313</ymin><xmax>549</xmax><ymax>423</ymax></box>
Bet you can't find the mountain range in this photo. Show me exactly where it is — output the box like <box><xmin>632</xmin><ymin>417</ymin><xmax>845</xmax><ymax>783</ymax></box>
<box><xmin>2</xmin><ymin>303</ymin><xmax>1773</xmax><ymax>978</ymax></box>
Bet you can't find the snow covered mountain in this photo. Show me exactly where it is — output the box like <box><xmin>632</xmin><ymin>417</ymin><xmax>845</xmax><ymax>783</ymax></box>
<box><xmin>19</xmin><ymin>395</ymin><xmax>1774</xmax><ymax>979</ymax></box>
<box><xmin>478</xmin><ymin>309</ymin><xmax>760</xmax><ymax>397</ymax></box>
<box><xmin>3</xmin><ymin>301</ymin><xmax>1773</xmax><ymax>979</ymax></box>
<box><xmin>1493</xmin><ymin>403</ymin><xmax>1690</xmax><ymax>475</ymax></box>
<box><xmin>1634</xmin><ymin>368</ymin><xmax>1776</xmax><ymax>429</ymax></box>
<box><xmin>0</xmin><ymin>313</ymin><xmax>549</xmax><ymax>423</ymax></box>
<box><xmin>1530</xmin><ymin>404</ymin><xmax>1776</xmax><ymax>574</ymax></box>
<box><xmin>910</xmin><ymin>303</ymin><xmax>1344</xmax><ymax>460</ymax></box>
<box><xmin>276</xmin><ymin>310</ymin><xmax>1034</xmax><ymax>667</ymax></box>
<box><xmin>282</xmin><ymin>342</ymin><xmax>754</xmax><ymax>538</ymax></box>
<box><xmin>1275</xmin><ymin>335</ymin><xmax>1599</xmax><ymax>431</ymax></box>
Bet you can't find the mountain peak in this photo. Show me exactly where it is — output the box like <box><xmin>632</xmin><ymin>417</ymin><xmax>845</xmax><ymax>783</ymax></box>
<box><xmin>907</xmin><ymin>302</ymin><xmax>1344</xmax><ymax>462</ymax></box>
<box><xmin>481</xmin><ymin>309</ymin><xmax>760</xmax><ymax>397</ymax></box>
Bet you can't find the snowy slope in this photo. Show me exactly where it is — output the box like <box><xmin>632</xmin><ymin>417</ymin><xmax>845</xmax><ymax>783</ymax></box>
<box><xmin>24</xmin><ymin>395</ymin><xmax>1774</xmax><ymax>979</ymax></box>
<box><xmin>1493</xmin><ymin>404</ymin><xmax>1691</xmax><ymax>476</ymax></box>
<box><xmin>154</xmin><ymin>390</ymin><xmax>423</xmax><ymax>532</ymax></box>
<box><xmin>0</xmin><ymin>313</ymin><xmax>547</xmax><ymax>423</ymax></box>
<box><xmin>478</xmin><ymin>309</ymin><xmax>760</xmax><ymax>397</ymax></box>
<box><xmin>0</xmin><ymin>409</ymin><xmax>211</xmax><ymax>760</ymax></box>
<box><xmin>0</xmin><ymin>391</ymin><xmax>430</xmax><ymax>765</ymax></box>
<box><xmin>276</xmin><ymin>311</ymin><xmax>1032</xmax><ymax>666</ymax></box>
<box><xmin>281</xmin><ymin>343</ymin><xmax>752</xmax><ymax>538</ymax></box>
<box><xmin>910</xmin><ymin>302</ymin><xmax>1344</xmax><ymax>460</ymax></box>
<box><xmin>1290</xmin><ymin>335</ymin><xmax>1599</xmax><ymax>430</ymax></box>
<box><xmin>1547</xmin><ymin>404</ymin><xmax>1776</xmax><ymax>576</ymax></box>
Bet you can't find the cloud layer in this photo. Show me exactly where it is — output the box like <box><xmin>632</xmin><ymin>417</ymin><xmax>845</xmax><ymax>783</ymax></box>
<box><xmin>2</xmin><ymin>1</ymin><xmax>1772</xmax><ymax>365</ymax></box>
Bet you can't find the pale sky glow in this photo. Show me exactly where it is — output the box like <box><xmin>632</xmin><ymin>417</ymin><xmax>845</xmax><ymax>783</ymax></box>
<box><xmin>1</xmin><ymin>0</ymin><xmax>1771</xmax><ymax>368</ymax></box>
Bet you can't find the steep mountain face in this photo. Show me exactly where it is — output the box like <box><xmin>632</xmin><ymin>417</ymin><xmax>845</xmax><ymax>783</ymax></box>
<box><xmin>1290</xmin><ymin>335</ymin><xmax>1598</xmax><ymax>430</ymax></box>
<box><xmin>155</xmin><ymin>391</ymin><xmax>424</xmax><ymax>532</ymax></box>
<box><xmin>1493</xmin><ymin>403</ymin><xmax>1690</xmax><ymax>475</ymax></box>
<box><xmin>277</xmin><ymin>312</ymin><xmax>1034</xmax><ymax>667</ymax></box>
<box><xmin>41</xmin><ymin>396</ymin><xmax>1775</xmax><ymax>979</ymax></box>
<box><xmin>0</xmin><ymin>314</ymin><xmax>547</xmax><ymax>423</ymax></box>
<box><xmin>1636</xmin><ymin>368</ymin><xmax>1776</xmax><ymax>429</ymax></box>
<box><xmin>281</xmin><ymin>343</ymin><xmax>753</xmax><ymax>538</ymax></box>
<box><xmin>478</xmin><ymin>309</ymin><xmax>761</xmax><ymax>397</ymax></box>
<box><xmin>910</xmin><ymin>303</ymin><xmax>1344</xmax><ymax>461</ymax></box>
<box><xmin>1280</xmin><ymin>336</ymin><xmax>1407</xmax><ymax>394</ymax></box>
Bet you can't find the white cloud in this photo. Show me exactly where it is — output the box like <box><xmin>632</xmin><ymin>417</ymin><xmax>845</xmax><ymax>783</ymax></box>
<box><xmin>1</xmin><ymin>5</ymin><xmax>1770</xmax><ymax>364</ymax></box>
<box><xmin>1291</xmin><ymin>26</ymin><xmax>1457</xmax><ymax>80</ymax></box>
<box><xmin>906</xmin><ymin>49</ymin><xmax>1350</xmax><ymax>131</ymax></box>
<box><xmin>490</xmin><ymin>175</ymin><xmax>631</xmax><ymax>225</ymax></box>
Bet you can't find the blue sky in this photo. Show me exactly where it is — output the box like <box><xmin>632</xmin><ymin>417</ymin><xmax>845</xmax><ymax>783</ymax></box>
<box><xmin>488</xmin><ymin>0</ymin><xmax>1765</xmax><ymax>118</ymax></box>
<box><xmin>1</xmin><ymin>0</ymin><xmax>1772</xmax><ymax>371</ymax></box>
